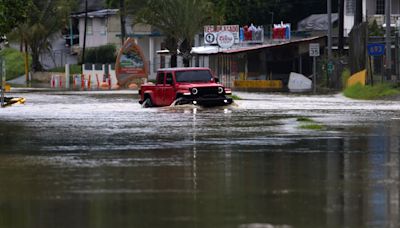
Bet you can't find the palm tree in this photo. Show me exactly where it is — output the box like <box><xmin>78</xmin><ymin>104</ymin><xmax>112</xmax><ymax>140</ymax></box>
<box><xmin>9</xmin><ymin>0</ymin><xmax>74</xmax><ymax>71</ymax></box>
<box><xmin>135</xmin><ymin>0</ymin><xmax>213</xmax><ymax>67</ymax></box>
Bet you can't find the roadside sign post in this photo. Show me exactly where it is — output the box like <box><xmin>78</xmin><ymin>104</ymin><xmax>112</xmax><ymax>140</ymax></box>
<box><xmin>367</xmin><ymin>43</ymin><xmax>385</xmax><ymax>85</ymax></box>
<box><xmin>309</xmin><ymin>43</ymin><xmax>320</xmax><ymax>94</ymax></box>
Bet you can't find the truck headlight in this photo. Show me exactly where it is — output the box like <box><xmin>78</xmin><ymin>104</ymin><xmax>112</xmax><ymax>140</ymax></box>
<box><xmin>192</xmin><ymin>88</ymin><xmax>198</xmax><ymax>95</ymax></box>
<box><xmin>218</xmin><ymin>87</ymin><xmax>224</xmax><ymax>94</ymax></box>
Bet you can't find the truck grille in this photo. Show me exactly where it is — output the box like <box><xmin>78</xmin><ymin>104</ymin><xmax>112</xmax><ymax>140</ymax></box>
<box><xmin>197</xmin><ymin>87</ymin><xmax>218</xmax><ymax>96</ymax></box>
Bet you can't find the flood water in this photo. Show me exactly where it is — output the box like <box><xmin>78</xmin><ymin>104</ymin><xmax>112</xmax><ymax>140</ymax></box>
<box><xmin>1</xmin><ymin>89</ymin><xmax>400</xmax><ymax>228</ymax></box>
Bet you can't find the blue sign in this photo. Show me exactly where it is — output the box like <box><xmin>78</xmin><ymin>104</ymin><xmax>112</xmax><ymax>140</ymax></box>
<box><xmin>368</xmin><ymin>43</ymin><xmax>385</xmax><ymax>56</ymax></box>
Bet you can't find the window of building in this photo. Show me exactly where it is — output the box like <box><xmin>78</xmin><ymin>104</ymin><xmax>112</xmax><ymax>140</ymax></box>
<box><xmin>376</xmin><ymin>0</ymin><xmax>385</xmax><ymax>15</ymax></box>
<box><xmin>87</xmin><ymin>18</ymin><xmax>93</xmax><ymax>35</ymax></box>
<box><xmin>346</xmin><ymin>0</ymin><xmax>354</xmax><ymax>16</ymax></box>
<box><xmin>100</xmin><ymin>18</ymin><xmax>106</xmax><ymax>35</ymax></box>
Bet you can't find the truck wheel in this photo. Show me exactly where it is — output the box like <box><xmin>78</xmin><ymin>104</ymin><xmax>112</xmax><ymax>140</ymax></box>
<box><xmin>142</xmin><ymin>98</ymin><xmax>153</xmax><ymax>108</ymax></box>
<box><xmin>172</xmin><ymin>97</ymin><xmax>183</xmax><ymax>106</ymax></box>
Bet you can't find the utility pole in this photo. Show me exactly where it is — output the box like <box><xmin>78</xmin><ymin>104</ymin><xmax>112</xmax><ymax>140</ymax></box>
<box><xmin>270</xmin><ymin>12</ymin><xmax>274</xmax><ymax>41</ymax></box>
<box><xmin>327</xmin><ymin>0</ymin><xmax>333</xmax><ymax>87</ymax></box>
<box><xmin>385</xmin><ymin>0</ymin><xmax>392</xmax><ymax>80</ymax></box>
<box><xmin>82</xmin><ymin>0</ymin><xmax>88</xmax><ymax>64</ymax></box>
<box><xmin>327</xmin><ymin>0</ymin><xmax>332</xmax><ymax>60</ymax></box>
<box><xmin>338</xmin><ymin>0</ymin><xmax>344</xmax><ymax>55</ymax></box>
<box><xmin>120</xmin><ymin>0</ymin><xmax>126</xmax><ymax>45</ymax></box>
<box><xmin>1</xmin><ymin>59</ymin><xmax>5</xmax><ymax>107</ymax></box>
<box><xmin>355</xmin><ymin>0</ymin><xmax>363</xmax><ymax>25</ymax></box>
<box><xmin>24</xmin><ymin>41</ymin><xmax>29</xmax><ymax>85</ymax></box>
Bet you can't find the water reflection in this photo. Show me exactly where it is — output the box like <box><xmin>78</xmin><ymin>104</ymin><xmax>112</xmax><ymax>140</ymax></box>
<box><xmin>1</xmin><ymin>91</ymin><xmax>400</xmax><ymax>227</ymax></box>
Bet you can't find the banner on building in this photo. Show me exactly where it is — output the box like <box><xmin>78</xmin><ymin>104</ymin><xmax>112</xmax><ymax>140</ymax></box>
<box><xmin>240</xmin><ymin>24</ymin><xmax>264</xmax><ymax>43</ymax></box>
<box><xmin>204</xmin><ymin>25</ymin><xmax>240</xmax><ymax>45</ymax></box>
<box><xmin>273</xmin><ymin>23</ymin><xmax>291</xmax><ymax>40</ymax></box>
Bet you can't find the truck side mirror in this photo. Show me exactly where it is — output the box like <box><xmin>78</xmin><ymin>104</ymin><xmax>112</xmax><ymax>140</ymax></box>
<box><xmin>214</xmin><ymin>78</ymin><xmax>219</xmax><ymax>83</ymax></box>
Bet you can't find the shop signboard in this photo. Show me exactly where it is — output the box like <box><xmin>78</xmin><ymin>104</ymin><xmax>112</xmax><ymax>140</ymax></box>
<box><xmin>115</xmin><ymin>38</ymin><xmax>148</xmax><ymax>86</ymax></box>
<box><xmin>204</xmin><ymin>25</ymin><xmax>239</xmax><ymax>45</ymax></box>
<box><xmin>217</xmin><ymin>31</ymin><xmax>235</xmax><ymax>49</ymax></box>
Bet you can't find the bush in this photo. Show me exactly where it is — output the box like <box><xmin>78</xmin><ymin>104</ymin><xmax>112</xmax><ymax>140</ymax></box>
<box><xmin>0</xmin><ymin>48</ymin><xmax>31</xmax><ymax>80</ymax></box>
<box><xmin>49</xmin><ymin>64</ymin><xmax>82</xmax><ymax>74</ymax></box>
<box><xmin>341</xmin><ymin>68</ymin><xmax>351</xmax><ymax>88</ymax></box>
<box><xmin>83</xmin><ymin>44</ymin><xmax>116</xmax><ymax>64</ymax></box>
<box><xmin>343</xmin><ymin>83</ymin><xmax>400</xmax><ymax>100</ymax></box>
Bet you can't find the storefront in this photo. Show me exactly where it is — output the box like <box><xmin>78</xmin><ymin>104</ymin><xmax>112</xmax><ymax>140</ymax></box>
<box><xmin>191</xmin><ymin>35</ymin><xmax>326</xmax><ymax>90</ymax></box>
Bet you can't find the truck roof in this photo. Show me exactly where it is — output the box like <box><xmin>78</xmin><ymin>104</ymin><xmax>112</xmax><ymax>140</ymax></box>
<box><xmin>157</xmin><ymin>67</ymin><xmax>210</xmax><ymax>72</ymax></box>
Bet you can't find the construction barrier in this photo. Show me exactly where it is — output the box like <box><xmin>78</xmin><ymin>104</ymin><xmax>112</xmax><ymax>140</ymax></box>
<box><xmin>50</xmin><ymin>75</ymin><xmax>63</xmax><ymax>88</ymax></box>
<box><xmin>52</xmin><ymin>69</ymin><xmax>116</xmax><ymax>90</ymax></box>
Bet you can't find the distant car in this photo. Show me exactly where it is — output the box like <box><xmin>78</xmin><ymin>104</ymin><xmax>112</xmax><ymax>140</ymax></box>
<box><xmin>139</xmin><ymin>67</ymin><xmax>233</xmax><ymax>107</ymax></box>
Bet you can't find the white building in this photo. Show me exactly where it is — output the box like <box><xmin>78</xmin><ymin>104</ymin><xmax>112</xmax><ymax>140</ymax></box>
<box><xmin>344</xmin><ymin>0</ymin><xmax>400</xmax><ymax>35</ymax></box>
<box><xmin>72</xmin><ymin>9</ymin><xmax>165</xmax><ymax>79</ymax></box>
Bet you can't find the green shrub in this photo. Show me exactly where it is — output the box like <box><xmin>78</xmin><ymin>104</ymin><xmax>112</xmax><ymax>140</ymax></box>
<box><xmin>229</xmin><ymin>94</ymin><xmax>242</xmax><ymax>100</ymax></box>
<box><xmin>343</xmin><ymin>83</ymin><xmax>400</xmax><ymax>100</ymax></box>
<box><xmin>83</xmin><ymin>44</ymin><xmax>116</xmax><ymax>64</ymax></box>
<box><xmin>0</xmin><ymin>48</ymin><xmax>31</xmax><ymax>80</ymax></box>
<box><xmin>49</xmin><ymin>64</ymin><xmax>82</xmax><ymax>74</ymax></box>
<box><xmin>341</xmin><ymin>68</ymin><xmax>351</xmax><ymax>88</ymax></box>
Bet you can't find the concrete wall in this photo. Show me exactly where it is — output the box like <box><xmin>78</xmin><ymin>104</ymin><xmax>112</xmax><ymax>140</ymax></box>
<box><xmin>79</xmin><ymin>17</ymin><xmax>108</xmax><ymax>48</ymax></box>
<box><xmin>32</xmin><ymin>72</ymin><xmax>65</xmax><ymax>82</ymax></box>
<box><xmin>106</xmin><ymin>16</ymin><xmax>122</xmax><ymax>47</ymax></box>
<box><xmin>135</xmin><ymin>36</ymin><xmax>164</xmax><ymax>80</ymax></box>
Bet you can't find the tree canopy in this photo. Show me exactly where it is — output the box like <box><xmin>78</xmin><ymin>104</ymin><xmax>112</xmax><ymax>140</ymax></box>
<box><xmin>0</xmin><ymin>0</ymin><xmax>31</xmax><ymax>35</ymax></box>
<box><xmin>8</xmin><ymin>0</ymin><xmax>77</xmax><ymax>71</ymax></box>
<box><xmin>135</xmin><ymin>0</ymin><xmax>213</xmax><ymax>67</ymax></box>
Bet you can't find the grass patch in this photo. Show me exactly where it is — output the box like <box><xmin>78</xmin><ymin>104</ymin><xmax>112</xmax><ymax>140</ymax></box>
<box><xmin>49</xmin><ymin>64</ymin><xmax>82</xmax><ymax>74</ymax></box>
<box><xmin>296</xmin><ymin>116</ymin><xmax>325</xmax><ymax>130</ymax></box>
<box><xmin>229</xmin><ymin>94</ymin><xmax>242</xmax><ymax>100</ymax></box>
<box><xmin>343</xmin><ymin>83</ymin><xmax>400</xmax><ymax>100</ymax></box>
<box><xmin>296</xmin><ymin>117</ymin><xmax>313</xmax><ymax>122</ymax></box>
<box><xmin>0</xmin><ymin>48</ymin><xmax>31</xmax><ymax>80</ymax></box>
<box><xmin>299</xmin><ymin>124</ymin><xmax>324</xmax><ymax>130</ymax></box>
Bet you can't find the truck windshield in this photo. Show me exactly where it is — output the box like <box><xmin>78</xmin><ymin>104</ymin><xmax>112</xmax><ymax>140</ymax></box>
<box><xmin>175</xmin><ymin>70</ymin><xmax>213</xmax><ymax>83</ymax></box>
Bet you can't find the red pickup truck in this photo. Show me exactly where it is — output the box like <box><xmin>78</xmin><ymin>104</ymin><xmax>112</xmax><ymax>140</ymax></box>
<box><xmin>139</xmin><ymin>67</ymin><xmax>233</xmax><ymax>107</ymax></box>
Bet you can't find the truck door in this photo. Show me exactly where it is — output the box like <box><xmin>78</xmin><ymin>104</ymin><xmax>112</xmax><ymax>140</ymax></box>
<box><xmin>154</xmin><ymin>72</ymin><xmax>164</xmax><ymax>106</ymax></box>
<box><xmin>163</xmin><ymin>73</ymin><xmax>175</xmax><ymax>106</ymax></box>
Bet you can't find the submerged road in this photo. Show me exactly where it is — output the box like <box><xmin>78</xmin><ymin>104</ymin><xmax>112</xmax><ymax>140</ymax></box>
<box><xmin>1</xmin><ymin>89</ymin><xmax>400</xmax><ymax>228</ymax></box>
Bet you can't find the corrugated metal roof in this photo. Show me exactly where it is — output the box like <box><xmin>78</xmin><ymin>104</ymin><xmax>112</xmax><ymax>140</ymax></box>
<box><xmin>297</xmin><ymin>14</ymin><xmax>338</xmax><ymax>31</ymax></box>
<box><xmin>191</xmin><ymin>36</ymin><xmax>326</xmax><ymax>55</ymax></box>
<box><xmin>72</xmin><ymin>9</ymin><xmax>119</xmax><ymax>18</ymax></box>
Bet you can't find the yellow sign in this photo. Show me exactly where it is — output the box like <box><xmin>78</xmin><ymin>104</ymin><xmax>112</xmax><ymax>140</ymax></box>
<box><xmin>347</xmin><ymin>70</ymin><xmax>366</xmax><ymax>87</ymax></box>
<box><xmin>234</xmin><ymin>80</ymin><xmax>283</xmax><ymax>89</ymax></box>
